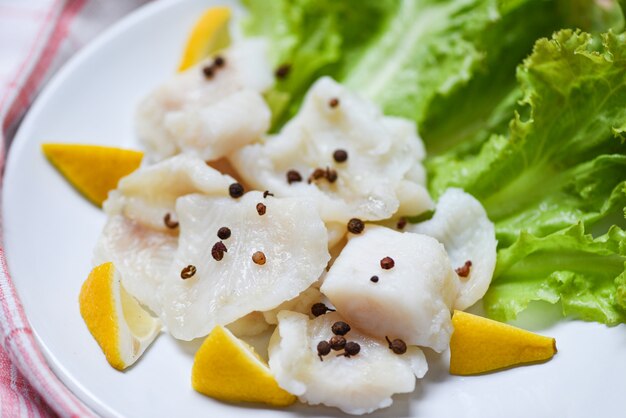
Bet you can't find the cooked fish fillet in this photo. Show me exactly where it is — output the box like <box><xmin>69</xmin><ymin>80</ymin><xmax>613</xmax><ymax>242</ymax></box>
<box><xmin>230</xmin><ymin>77</ymin><xmax>433</xmax><ymax>224</ymax></box>
<box><xmin>321</xmin><ymin>226</ymin><xmax>456</xmax><ymax>352</ymax></box>
<box><xmin>269</xmin><ymin>311</ymin><xmax>428</xmax><ymax>415</ymax></box>
<box><xmin>135</xmin><ymin>40</ymin><xmax>272</xmax><ymax>162</ymax></box>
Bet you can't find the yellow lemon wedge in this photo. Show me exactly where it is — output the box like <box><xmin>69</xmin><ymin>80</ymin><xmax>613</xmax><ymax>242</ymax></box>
<box><xmin>42</xmin><ymin>143</ymin><xmax>143</xmax><ymax>207</ymax></box>
<box><xmin>79</xmin><ymin>262</ymin><xmax>160</xmax><ymax>371</ymax></box>
<box><xmin>450</xmin><ymin>310</ymin><xmax>557</xmax><ymax>375</ymax></box>
<box><xmin>192</xmin><ymin>326</ymin><xmax>296</xmax><ymax>407</ymax></box>
<box><xmin>178</xmin><ymin>6</ymin><xmax>231</xmax><ymax>72</ymax></box>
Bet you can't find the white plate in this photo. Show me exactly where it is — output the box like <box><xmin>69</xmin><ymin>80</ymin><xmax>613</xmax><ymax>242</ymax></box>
<box><xmin>3</xmin><ymin>0</ymin><xmax>626</xmax><ymax>416</ymax></box>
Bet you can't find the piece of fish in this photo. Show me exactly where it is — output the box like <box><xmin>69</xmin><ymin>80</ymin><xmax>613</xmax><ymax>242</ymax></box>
<box><xmin>407</xmin><ymin>188</ymin><xmax>497</xmax><ymax>310</ymax></box>
<box><xmin>230</xmin><ymin>77</ymin><xmax>433</xmax><ymax>225</ymax></box>
<box><xmin>321</xmin><ymin>226</ymin><xmax>456</xmax><ymax>352</ymax></box>
<box><xmin>135</xmin><ymin>40</ymin><xmax>272</xmax><ymax>162</ymax></box>
<box><xmin>268</xmin><ymin>311</ymin><xmax>428</xmax><ymax>415</ymax></box>
<box><xmin>104</xmin><ymin>154</ymin><xmax>235</xmax><ymax>231</ymax></box>
<box><xmin>93</xmin><ymin>215</ymin><xmax>176</xmax><ymax>314</ymax></box>
<box><xmin>159</xmin><ymin>191</ymin><xmax>330</xmax><ymax>340</ymax></box>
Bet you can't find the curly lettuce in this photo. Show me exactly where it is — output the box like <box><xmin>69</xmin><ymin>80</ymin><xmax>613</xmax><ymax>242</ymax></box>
<box><xmin>242</xmin><ymin>1</ymin><xmax>626</xmax><ymax>325</ymax></box>
<box><xmin>429</xmin><ymin>30</ymin><xmax>626</xmax><ymax>246</ymax></box>
<box><xmin>485</xmin><ymin>223</ymin><xmax>626</xmax><ymax>324</ymax></box>
<box><xmin>243</xmin><ymin>0</ymin><xmax>607</xmax><ymax>133</ymax></box>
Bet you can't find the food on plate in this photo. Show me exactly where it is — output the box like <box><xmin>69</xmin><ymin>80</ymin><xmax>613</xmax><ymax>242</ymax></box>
<box><xmin>103</xmin><ymin>154</ymin><xmax>235</xmax><ymax>231</ymax></box>
<box><xmin>136</xmin><ymin>40</ymin><xmax>272</xmax><ymax>162</ymax></box>
<box><xmin>436</xmin><ymin>31</ymin><xmax>626</xmax><ymax>323</ymax></box>
<box><xmin>268</xmin><ymin>311</ymin><xmax>427</xmax><ymax>415</ymax></box>
<box><xmin>42</xmin><ymin>143</ymin><xmax>142</xmax><ymax>207</ymax></box>
<box><xmin>485</xmin><ymin>223</ymin><xmax>626</xmax><ymax>325</ymax></box>
<box><xmin>177</xmin><ymin>6</ymin><xmax>232</xmax><ymax>72</ymax></box>
<box><xmin>262</xmin><ymin>284</ymin><xmax>324</xmax><ymax>325</ymax></box>
<box><xmin>79</xmin><ymin>262</ymin><xmax>161</xmax><ymax>370</ymax></box>
<box><xmin>321</xmin><ymin>226</ymin><xmax>456</xmax><ymax>352</ymax></box>
<box><xmin>93</xmin><ymin>215</ymin><xmax>178</xmax><ymax>316</ymax></box>
<box><xmin>192</xmin><ymin>326</ymin><xmax>296</xmax><ymax>406</ymax></box>
<box><xmin>58</xmin><ymin>0</ymin><xmax>626</xmax><ymax>414</ymax></box>
<box><xmin>94</xmin><ymin>155</ymin><xmax>235</xmax><ymax>313</ymax></box>
<box><xmin>406</xmin><ymin>188</ymin><xmax>497</xmax><ymax>310</ymax></box>
<box><xmin>159</xmin><ymin>190</ymin><xmax>329</xmax><ymax>340</ymax></box>
<box><xmin>230</xmin><ymin>76</ymin><xmax>433</xmax><ymax>227</ymax></box>
<box><xmin>449</xmin><ymin>310</ymin><xmax>557</xmax><ymax>375</ymax></box>
<box><xmin>225</xmin><ymin>312</ymin><xmax>271</xmax><ymax>337</ymax></box>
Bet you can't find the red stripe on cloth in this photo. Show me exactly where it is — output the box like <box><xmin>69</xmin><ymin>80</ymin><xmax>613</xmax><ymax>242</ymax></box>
<box><xmin>0</xmin><ymin>342</ymin><xmax>55</xmax><ymax>418</ymax></box>
<box><xmin>7</xmin><ymin>329</ymin><xmax>89</xmax><ymax>417</ymax></box>
<box><xmin>0</xmin><ymin>0</ymin><xmax>63</xmax><ymax>120</ymax></box>
<box><xmin>2</xmin><ymin>0</ymin><xmax>86</xmax><ymax>142</ymax></box>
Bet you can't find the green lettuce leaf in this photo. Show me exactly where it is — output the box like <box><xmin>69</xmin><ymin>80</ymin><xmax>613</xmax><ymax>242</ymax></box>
<box><xmin>241</xmin><ymin>0</ymin><xmax>397</xmax><ymax>128</ymax></box>
<box><xmin>484</xmin><ymin>223</ymin><xmax>626</xmax><ymax>324</ymax></box>
<box><xmin>344</xmin><ymin>0</ymin><xmax>568</xmax><ymax>155</ymax></box>
<box><xmin>429</xmin><ymin>30</ymin><xmax>626</xmax><ymax>247</ymax></box>
<box><xmin>243</xmin><ymin>0</ymin><xmax>623</xmax><ymax>140</ymax></box>
<box><xmin>421</xmin><ymin>0</ymin><xmax>625</xmax><ymax>154</ymax></box>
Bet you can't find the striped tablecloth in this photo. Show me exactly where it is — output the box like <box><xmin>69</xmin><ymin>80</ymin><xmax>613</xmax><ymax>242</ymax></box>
<box><xmin>0</xmin><ymin>1</ymin><xmax>151</xmax><ymax>416</ymax></box>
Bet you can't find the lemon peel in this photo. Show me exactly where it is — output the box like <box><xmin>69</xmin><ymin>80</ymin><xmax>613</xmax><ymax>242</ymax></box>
<box><xmin>79</xmin><ymin>262</ymin><xmax>160</xmax><ymax>371</ymax></box>
<box><xmin>42</xmin><ymin>143</ymin><xmax>143</xmax><ymax>207</ymax></box>
<box><xmin>449</xmin><ymin>310</ymin><xmax>557</xmax><ymax>375</ymax></box>
<box><xmin>178</xmin><ymin>6</ymin><xmax>231</xmax><ymax>72</ymax></box>
<box><xmin>192</xmin><ymin>326</ymin><xmax>296</xmax><ymax>407</ymax></box>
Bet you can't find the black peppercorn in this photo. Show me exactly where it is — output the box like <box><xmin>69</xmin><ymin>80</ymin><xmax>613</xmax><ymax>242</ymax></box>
<box><xmin>347</xmin><ymin>218</ymin><xmax>364</xmax><ymax>234</ymax></box>
<box><xmin>217</xmin><ymin>227</ymin><xmax>231</xmax><ymax>240</ymax></box>
<box><xmin>385</xmin><ymin>336</ymin><xmax>407</xmax><ymax>355</ymax></box>
<box><xmin>329</xmin><ymin>98</ymin><xmax>340</xmax><ymax>108</ymax></box>
<box><xmin>286</xmin><ymin>170</ymin><xmax>302</xmax><ymax>184</ymax></box>
<box><xmin>329</xmin><ymin>335</ymin><xmax>346</xmax><ymax>351</ymax></box>
<box><xmin>214</xmin><ymin>56</ymin><xmax>225</xmax><ymax>67</ymax></box>
<box><xmin>343</xmin><ymin>341</ymin><xmax>360</xmax><ymax>357</ymax></box>
<box><xmin>228</xmin><ymin>182</ymin><xmax>244</xmax><ymax>198</ymax></box>
<box><xmin>455</xmin><ymin>260</ymin><xmax>472</xmax><ymax>278</ymax></box>
<box><xmin>311</xmin><ymin>303</ymin><xmax>335</xmax><ymax>317</ymax></box>
<box><xmin>256</xmin><ymin>202</ymin><xmax>267</xmax><ymax>216</ymax></box>
<box><xmin>317</xmin><ymin>340</ymin><xmax>331</xmax><ymax>360</ymax></box>
<box><xmin>211</xmin><ymin>241</ymin><xmax>227</xmax><ymax>261</ymax></box>
<box><xmin>275</xmin><ymin>64</ymin><xmax>291</xmax><ymax>79</ymax></box>
<box><xmin>370</xmin><ymin>275</ymin><xmax>379</xmax><ymax>283</ymax></box>
<box><xmin>202</xmin><ymin>65</ymin><xmax>214</xmax><ymax>78</ymax></box>
<box><xmin>333</xmin><ymin>149</ymin><xmax>348</xmax><ymax>163</ymax></box>
<box><xmin>181</xmin><ymin>265</ymin><xmax>196</xmax><ymax>279</ymax></box>
<box><xmin>331</xmin><ymin>321</ymin><xmax>351</xmax><ymax>336</ymax></box>
<box><xmin>380</xmin><ymin>257</ymin><xmax>395</xmax><ymax>270</ymax></box>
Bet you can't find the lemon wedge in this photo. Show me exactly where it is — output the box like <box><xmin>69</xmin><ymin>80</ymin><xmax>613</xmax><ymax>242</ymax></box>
<box><xmin>42</xmin><ymin>143</ymin><xmax>143</xmax><ymax>207</ymax></box>
<box><xmin>449</xmin><ymin>310</ymin><xmax>557</xmax><ymax>375</ymax></box>
<box><xmin>192</xmin><ymin>326</ymin><xmax>296</xmax><ymax>407</ymax></box>
<box><xmin>79</xmin><ymin>262</ymin><xmax>160</xmax><ymax>371</ymax></box>
<box><xmin>178</xmin><ymin>6</ymin><xmax>231</xmax><ymax>72</ymax></box>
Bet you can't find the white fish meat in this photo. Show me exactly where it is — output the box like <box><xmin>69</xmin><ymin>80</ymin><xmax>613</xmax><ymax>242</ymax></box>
<box><xmin>159</xmin><ymin>191</ymin><xmax>329</xmax><ymax>340</ymax></box>
<box><xmin>268</xmin><ymin>311</ymin><xmax>428</xmax><ymax>415</ymax></box>
<box><xmin>135</xmin><ymin>40</ymin><xmax>272</xmax><ymax>162</ymax></box>
<box><xmin>104</xmin><ymin>154</ymin><xmax>235</xmax><ymax>231</ymax></box>
<box><xmin>407</xmin><ymin>188</ymin><xmax>497</xmax><ymax>310</ymax></box>
<box><xmin>230</xmin><ymin>77</ymin><xmax>433</xmax><ymax>225</ymax></box>
<box><xmin>321</xmin><ymin>226</ymin><xmax>456</xmax><ymax>352</ymax></box>
<box><xmin>93</xmin><ymin>215</ymin><xmax>176</xmax><ymax>314</ymax></box>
